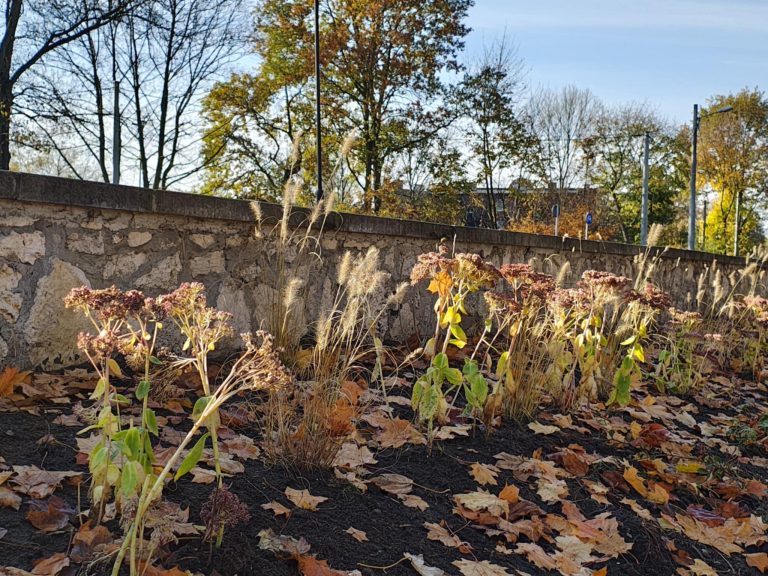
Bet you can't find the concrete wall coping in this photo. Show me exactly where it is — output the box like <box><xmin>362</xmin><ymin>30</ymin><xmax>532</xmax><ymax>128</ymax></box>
<box><xmin>0</xmin><ymin>170</ymin><xmax>747</xmax><ymax>266</ymax></box>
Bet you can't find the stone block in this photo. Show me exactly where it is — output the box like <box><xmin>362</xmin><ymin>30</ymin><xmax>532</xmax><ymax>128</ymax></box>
<box><xmin>190</xmin><ymin>234</ymin><xmax>216</xmax><ymax>249</ymax></box>
<box><xmin>127</xmin><ymin>231</ymin><xmax>153</xmax><ymax>247</ymax></box>
<box><xmin>104</xmin><ymin>252</ymin><xmax>148</xmax><ymax>280</ymax></box>
<box><xmin>0</xmin><ymin>231</ymin><xmax>45</xmax><ymax>265</ymax></box>
<box><xmin>67</xmin><ymin>232</ymin><xmax>105</xmax><ymax>255</ymax></box>
<box><xmin>26</xmin><ymin>259</ymin><xmax>91</xmax><ymax>368</ymax></box>
<box><xmin>135</xmin><ymin>254</ymin><xmax>182</xmax><ymax>290</ymax></box>
<box><xmin>0</xmin><ymin>264</ymin><xmax>23</xmax><ymax>321</ymax></box>
<box><xmin>191</xmin><ymin>251</ymin><xmax>225</xmax><ymax>277</ymax></box>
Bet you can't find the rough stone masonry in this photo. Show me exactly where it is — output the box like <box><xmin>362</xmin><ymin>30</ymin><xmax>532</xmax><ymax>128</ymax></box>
<box><xmin>0</xmin><ymin>171</ymin><xmax>756</xmax><ymax>369</ymax></box>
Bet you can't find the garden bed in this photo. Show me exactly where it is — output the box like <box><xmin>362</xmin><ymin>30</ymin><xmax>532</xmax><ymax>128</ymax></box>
<box><xmin>1</xmin><ymin>360</ymin><xmax>766</xmax><ymax>576</ymax></box>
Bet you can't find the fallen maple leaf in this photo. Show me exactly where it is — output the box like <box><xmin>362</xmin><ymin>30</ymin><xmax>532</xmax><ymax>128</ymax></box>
<box><xmin>374</xmin><ymin>417</ymin><xmax>426</xmax><ymax>448</ymax></box>
<box><xmin>370</xmin><ymin>473</ymin><xmax>413</xmax><ymax>496</ymax></box>
<box><xmin>424</xmin><ymin>521</ymin><xmax>472</xmax><ymax>553</ymax></box>
<box><xmin>135</xmin><ymin>562</ymin><xmax>190</xmax><ymax>576</ymax></box>
<box><xmin>452</xmin><ymin>559</ymin><xmax>512</xmax><ymax>576</ymax></box>
<box><xmin>528</xmin><ymin>421</ymin><xmax>560</xmax><ymax>435</ymax></box>
<box><xmin>403</xmin><ymin>553</ymin><xmax>446</xmax><ymax>576</ymax></box>
<box><xmin>345</xmin><ymin>527</ymin><xmax>367</xmax><ymax>542</ymax></box>
<box><xmin>332</xmin><ymin>443</ymin><xmax>377</xmax><ymax>470</ymax></box>
<box><xmin>11</xmin><ymin>466</ymin><xmax>81</xmax><ymax>499</ymax></box>
<box><xmin>400</xmin><ymin>493</ymin><xmax>430</xmax><ymax>510</ymax></box>
<box><xmin>285</xmin><ymin>487</ymin><xmax>328</xmax><ymax>511</ymax></box>
<box><xmin>0</xmin><ymin>486</ymin><xmax>21</xmax><ymax>510</ymax></box>
<box><xmin>258</xmin><ymin>528</ymin><xmax>311</xmax><ymax>557</ymax></box>
<box><xmin>70</xmin><ymin>521</ymin><xmax>113</xmax><ymax>563</ymax></box>
<box><xmin>747</xmin><ymin>553</ymin><xmax>768</xmax><ymax>573</ymax></box>
<box><xmin>26</xmin><ymin>496</ymin><xmax>72</xmax><ymax>532</ymax></box>
<box><xmin>262</xmin><ymin>500</ymin><xmax>292</xmax><ymax>518</ymax></box>
<box><xmin>470</xmin><ymin>463</ymin><xmax>499</xmax><ymax>486</ymax></box>
<box><xmin>30</xmin><ymin>553</ymin><xmax>69</xmax><ymax>576</ymax></box>
<box><xmin>298</xmin><ymin>555</ymin><xmax>362</xmax><ymax>576</ymax></box>
<box><xmin>0</xmin><ymin>367</ymin><xmax>31</xmax><ymax>397</ymax></box>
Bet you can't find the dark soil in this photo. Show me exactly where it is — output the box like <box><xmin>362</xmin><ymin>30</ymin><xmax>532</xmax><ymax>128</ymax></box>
<box><xmin>1</xmin><ymin>373</ymin><xmax>767</xmax><ymax>576</ymax></box>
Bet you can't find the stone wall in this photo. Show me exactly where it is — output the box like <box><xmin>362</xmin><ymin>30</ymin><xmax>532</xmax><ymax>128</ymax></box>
<box><xmin>0</xmin><ymin>171</ymin><xmax>758</xmax><ymax>369</ymax></box>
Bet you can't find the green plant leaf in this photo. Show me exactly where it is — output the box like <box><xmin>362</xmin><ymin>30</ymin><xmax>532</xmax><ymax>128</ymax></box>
<box><xmin>496</xmin><ymin>351</ymin><xmax>509</xmax><ymax>380</ymax></box>
<box><xmin>192</xmin><ymin>396</ymin><xmax>212</xmax><ymax>420</ymax></box>
<box><xmin>121</xmin><ymin>460</ymin><xmax>137</xmax><ymax>496</ymax></box>
<box><xmin>444</xmin><ymin>367</ymin><xmax>463</xmax><ymax>386</ymax></box>
<box><xmin>620</xmin><ymin>335</ymin><xmax>637</xmax><ymax>346</ymax></box>
<box><xmin>107</xmin><ymin>358</ymin><xmax>123</xmax><ymax>378</ymax></box>
<box><xmin>433</xmin><ymin>353</ymin><xmax>450</xmax><ymax>371</ymax></box>
<box><xmin>90</xmin><ymin>377</ymin><xmax>107</xmax><ymax>400</ymax></box>
<box><xmin>136</xmin><ymin>379</ymin><xmax>150</xmax><ymax>400</ymax></box>
<box><xmin>144</xmin><ymin>408</ymin><xmax>159</xmax><ymax>436</ymax></box>
<box><xmin>124</xmin><ymin>427</ymin><xmax>141</xmax><ymax>459</ymax></box>
<box><xmin>149</xmin><ymin>355</ymin><xmax>163</xmax><ymax>366</ymax></box>
<box><xmin>175</xmin><ymin>433</ymin><xmax>209</xmax><ymax>481</ymax></box>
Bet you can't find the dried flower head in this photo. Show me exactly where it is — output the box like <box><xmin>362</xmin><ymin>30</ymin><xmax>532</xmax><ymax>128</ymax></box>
<box><xmin>200</xmin><ymin>487</ymin><xmax>251</xmax><ymax>543</ymax></box>
<box><xmin>410</xmin><ymin>251</ymin><xmax>456</xmax><ymax>284</ymax></box>
<box><xmin>579</xmin><ymin>270</ymin><xmax>632</xmax><ymax>293</ymax></box>
<box><xmin>455</xmin><ymin>253</ymin><xmax>501</xmax><ymax>289</ymax></box>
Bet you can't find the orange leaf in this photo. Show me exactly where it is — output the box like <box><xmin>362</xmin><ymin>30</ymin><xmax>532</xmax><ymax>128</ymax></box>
<box><xmin>0</xmin><ymin>367</ymin><xmax>30</xmax><ymax>397</ymax></box>
<box><xmin>298</xmin><ymin>555</ymin><xmax>358</xmax><ymax>576</ymax></box>
<box><xmin>427</xmin><ymin>271</ymin><xmax>452</xmax><ymax>299</ymax></box>
<box><xmin>747</xmin><ymin>553</ymin><xmax>768</xmax><ymax>573</ymax></box>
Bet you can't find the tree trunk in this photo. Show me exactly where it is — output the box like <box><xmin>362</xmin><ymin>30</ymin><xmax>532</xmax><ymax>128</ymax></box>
<box><xmin>0</xmin><ymin>0</ymin><xmax>23</xmax><ymax>170</ymax></box>
<box><xmin>0</xmin><ymin>87</ymin><xmax>12</xmax><ymax>170</ymax></box>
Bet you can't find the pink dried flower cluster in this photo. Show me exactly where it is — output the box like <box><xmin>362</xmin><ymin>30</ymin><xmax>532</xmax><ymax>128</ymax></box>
<box><xmin>579</xmin><ymin>270</ymin><xmax>632</xmax><ymax>293</ymax></box>
<box><xmin>200</xmin><ymin>487</ymin><xmax>251</xmax><ymax>543</ymax></box>
<box><xmin>455</xmin><ymin>253</ymin><xmax>501</xmax><ymax>289</ymax></box>
<box><xmin>625</xmin><ymin>283</ymin><xmax>671</xmax><ymax>310</ymax></box>
<box><xmin>410</xmin><ymin>251</ymin><xmax>456</xmax><ymax>284</ymax></box>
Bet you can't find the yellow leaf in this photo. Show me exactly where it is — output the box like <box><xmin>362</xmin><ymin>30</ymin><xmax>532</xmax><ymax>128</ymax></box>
<box><xmin>629</xmin><ymin>420</ymin><xmax>642</xmax><ymax>440</ymax></box>
<box><xmin>427</xmin><ymin>271</ymin><xmax>452</xmax><ymax>299</ymax></box>
<box><xmin>284</xmin><ymin>487</ymin><xmax>328</xmax><ymax>511</ymax></box>
<box><xmin>107</xmin><ymin>358</ymin><xmax>123</xmax><ymax>378</ymax></box>
<box><xmin>676</xmin><ymin>461</ymin><xmax>705</xmax><ymax>474</ymax></box>
<box><xmin>623</xmin><ymin>466</ymin><xmax>648</xmax><ymax>498</ymax></box>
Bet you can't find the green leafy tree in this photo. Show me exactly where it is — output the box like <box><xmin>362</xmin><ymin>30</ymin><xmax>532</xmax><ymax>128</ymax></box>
<box><xmin>698</xmin><ymin>88</ymin><xmax>768</xmax><ymax>254</ymax></box>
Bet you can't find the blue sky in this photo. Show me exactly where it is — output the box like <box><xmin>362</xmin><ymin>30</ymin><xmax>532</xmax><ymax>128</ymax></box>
<box><xmin>464</xmin><ymin>0</ymin><xmax>768</xmax><ymax>125</ymax></box>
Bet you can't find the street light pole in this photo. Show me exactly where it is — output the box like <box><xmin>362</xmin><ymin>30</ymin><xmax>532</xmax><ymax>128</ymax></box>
<box><xmin>314</xmin><ymin>0</ymin><xmax>323</xmax><ymax>203</ymax></box>
<box><xmin>687</xmin><ymin>104</ymin><xmax>699</xmax><ymax>250</ymax></box>
<box><xmin>640</xmin><ymin>131</ymin><xmax>650</xmax><ymax>245</ymax></box>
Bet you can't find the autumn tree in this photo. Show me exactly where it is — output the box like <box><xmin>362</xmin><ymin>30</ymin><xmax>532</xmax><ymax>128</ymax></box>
<box><xmin>202</xmin><ymin>0</ymin><xmax>472</xmax><ymax>210</ymax></box>
<box><xmin>697</xmin><ymin>88</ymin><xmax>768</xmax><ymax>254</ymax></box>
<box><xmin>456</xmin><ymin>34</ymin><xmax>531</xmax><ymax>228</ymax></box>
<box><xmin>0</xmin><ymin>0</ymin><xmax>135</xmax><ymax>170</ymax></box>
<box><xmin>588</xmin><ymin>104</ymin><xmax>687</xmax><ymax>243</ymax></box>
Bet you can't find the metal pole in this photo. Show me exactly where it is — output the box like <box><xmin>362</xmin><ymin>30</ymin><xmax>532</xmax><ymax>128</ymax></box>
<box><xmin>112</xmin><ymin>81</ymin><xmax>121</xmax><ymax>185</ymax></box>
<box><xmin>687</xmin><ymin>104</ymin><xmax>699</xmax><ymax>250</ymax></box>
<box><xmin>314</xmin><ymin>0</ymin><xmax>323</xmax><ymax>202</ymax></box>
<box><xmin>734</xmin><ymin>190</ymin><xmax>742</xmax><ymax>256</ymax></box>
<box><xmin>640</xmin><ymin>131</ymin><xmax>650</xmax><ymax>245</ymax></box>
<box><xmin>702</xmin><ymin>194</ymin><xmax>707</xmax><ymax>251</ymax></box>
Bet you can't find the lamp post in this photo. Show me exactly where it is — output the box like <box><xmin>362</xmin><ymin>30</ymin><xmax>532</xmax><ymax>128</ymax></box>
<box><xmin>314</xmin><ymin>0</ymin><xmax>323</xmax><ymax>202</ymax></box>
<box><xmin>688</xmin><ymin>104</ymin><xmax>733</xmax><ymax>250</ymax></box>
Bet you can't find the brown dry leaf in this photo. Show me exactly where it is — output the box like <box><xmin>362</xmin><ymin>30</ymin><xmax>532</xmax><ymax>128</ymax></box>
<box><xmin>455</xmin><ymin>491</ymin><xmax>509</xmax><ymax>519</ymax></box>
<box><xmin>470</xmin><ymin>463</ymin><xmax>499</xmax><ymax>486</ymax></box>
<box><xmin>400</xmin><ymin>493</ymin><xmax>430</xmax><ymax>511</ymax></box>
<box><xmin>536</xmin><ymin>477</ymin><xmax>569</xmax><ymax>503</ymax></box>
<box><xmin>0</xmin><ymin>568</ymin><xmax>35</xmax><ymax>576</ymax></box>
<box><xmin>189</xmin><ymin>467</ymin><xmax>217</xmax><ymax>484</ymax></box>
<box><xmin>621</xmin><ymin>498</ymin><xmax>654</xmax><ymax>521</ymax></box>
<box><xmin>345</xmin><ymin>527</ymin><xmax>368</xmax><ymax>542</ymax></box>
<box><xmin>747</xmin><ymin>553</ymin><xmax>768</xmax><ymax>573</ymax></box>
<box><xmin>374</xmin><ymin>418</ymin><xmax>426</xmax><ymax>448</ymax></box>
<box><xmin>433</xmin><ymin>424</ymin><xmax>471</xmax><ymax>440</ymax></box>
<box><xmin>221</xmin><ymin>435</ymin><xmax>260</xmax><ymax>460</ymax></box>
<box><xmin>332</xmin><ymin>443</ymin><xmax>377</xmax><ymax>470</ymax></box>
<box><xmin>30</xmin><ymin>553</ymin><xmax>70</xmax><ymax>576</ymax></box>
<box><xmin>135</xmin><ymin>563</ymin><xmax>190</xmax><ymax>576</ymax></box>
<box><xmin>424</xmin><ymin>521</ymin><xmax>472</xmax><ymax>553</ymax></box>
<box><xmin>285</xmin><ymin>487</ymin><xmax>328</xmax><ymax>511</ymax></box>
<box><xmin>528</xmin><ymin>421</ymin><xmax>560</xmax><ymax>435</ymax></box>
<box><xmin>0</xmin><ymin>367</ymin><xmax>31</xmax><ymax>397</ymax></box>
<box><xmin>262</xmin><ymin>501</ymin><xmax>292</xmax><ymax>518</ymax></box>
<box><xmin>515</xmin><ymin>542</ymin><xmax>558</xmax><ymax>571</ymax></box>
<box><xmin>11</xmin><ymin>466</ymin><xmax>81</xmax><ymax>499</ymax></box>
<box><xmin>258</xmin><ymin>528</ymin><xmax>311</xmax><ymax>557</ymax></box>
<box><xmin>498</xmin><ymin>484</ymin><xmax>519</xmax><ymax>505</ymax></box>
<box><xmin>403</xmin><ymin>553</ymin><xmax>447</xmax><ymax>576</ymax></box>
<box><xmin>451</xmin><ymin>559</ymin><xmax>512</xmax><ymax>576</ymax></box>
<box><xmin>666</xmin><ymin>513</ymin><xmax>743</xmax><ymax>555</ymax></box>
<box><xmin>26</xmin><ymin>496</ymin><xmax>72</xmax><ymax>532</ymax></box>
<box><xmin>681</xmin><ymin>559</ymin><xmax>718</xmax><ymax>576</ymax></box>
<box><xmin>70</xmin><ymin>521</ymin><xmax>113</xmax><ymax>563</ymax></box>
<box><xmin>0</xmin><ymin>486</ymin><xmax>22</xmax><ymax>510</ymax></box>
<box><xmin>297</xmin><ymin>555</ymin><xmax>362</xmax><ymax>576</ymax></box>
<box><xmin>370</xmin><ymin>474</ymin><xmax>413</xmax><ymax>496</ymax></box>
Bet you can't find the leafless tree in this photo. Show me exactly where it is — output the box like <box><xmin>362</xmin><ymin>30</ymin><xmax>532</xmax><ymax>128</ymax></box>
<box><xmin>0</xmin><ymin>0</ymin><xmax>135</xmax><ymax>170</ymax></box>
<box><xmin>527</xmin><ymin>85</ymin><xmax>600</xmax><ymax>195</ymax></box>
<box><xmin>29</xmin><ymin>0</ymin><xmax>247</xmax><ymax>188</ymax></box>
